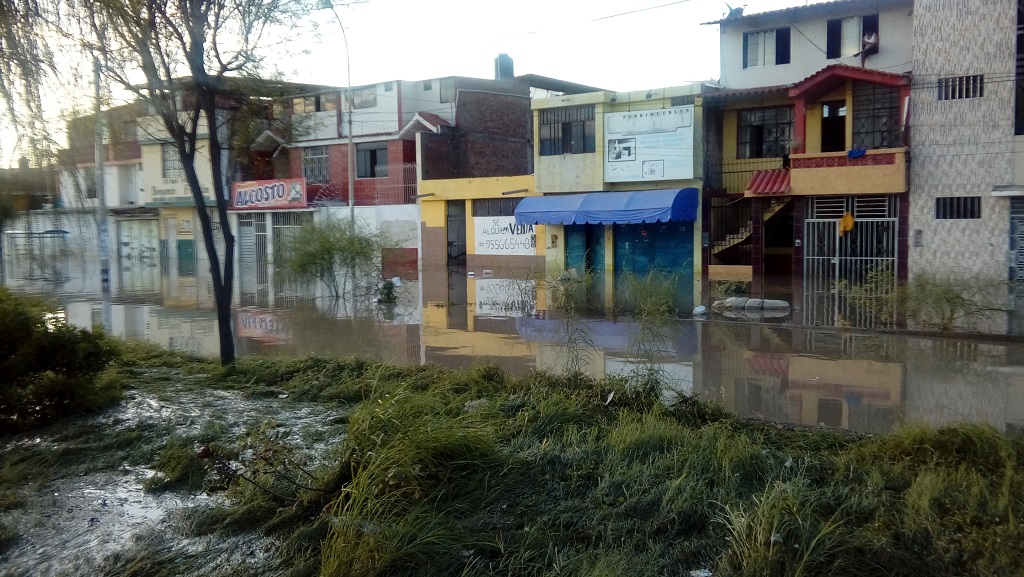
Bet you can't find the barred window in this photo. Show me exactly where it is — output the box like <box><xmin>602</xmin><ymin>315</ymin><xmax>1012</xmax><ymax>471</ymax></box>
<box><xmin>302</xmin><ymin>145</ymin><xmax>329</xmax><ymax>185</ymax></box>
<box><xmin>472</xmin><ymin>198</ymin><xmax>521</xmax><ymax>217</ymax></box>
<box><xmin>935</xmin><ymin>196</ymin><xmax>981</xmax><ymax>220</ymax></box>
<box><xmin>161</xmin><ymin>143</ymin><xmax>183</xmax><ymax>179</ymax></box>
<box><xmin>737</xmin><ymin>106</ymin><xmax>793</xmax><ymax>159</ymax></box>
<box><xmin>852</xmin><ymin>81</ymin><xmax>902</xmax><ymax>149</ymax></box>
<box><xmin>938</xmin><ymin>75</ymin><xmax>984</xmax><ymax>101</ymax></box>
<box><xmin>539</xmin><ymin>105</ymin><xmax>595</xmax><ymax>156</ymax></box>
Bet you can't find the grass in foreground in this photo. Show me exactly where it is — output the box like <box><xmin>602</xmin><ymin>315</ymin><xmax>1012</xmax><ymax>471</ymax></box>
<box><xmin>4</xmin><ymin>344</ymin><xmax>1023</xmax><ymax>577</ymax></box>
<box><xmin>176</xmin><ymin>356</ymin><xmax>1024</xmax><ymax>577</ymax></box>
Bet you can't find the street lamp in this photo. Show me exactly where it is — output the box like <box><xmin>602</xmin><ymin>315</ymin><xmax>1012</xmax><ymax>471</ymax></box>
<box><xmin>319</xmin><ymin>0</ymin><xmax>355</xmax><ymax>232</ymax></box>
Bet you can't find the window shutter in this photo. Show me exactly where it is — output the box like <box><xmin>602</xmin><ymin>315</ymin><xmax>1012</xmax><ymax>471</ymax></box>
<box><xmin>776</xmin><ymin>27</ymin><xmax>791</xmax><ymax>65</ymax></box>
<box><xmin>826</xmin><ymin>19</ymin><xmax>842</xmax><ymax>59</ymax></box>
<box><xmin>742</xmin><ymin>32</ymin><xmax>749</xmax><ymax>68</ymax></box>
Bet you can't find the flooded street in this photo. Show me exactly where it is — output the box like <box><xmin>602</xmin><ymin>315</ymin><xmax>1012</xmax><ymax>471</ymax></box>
<box><xmin>3</xmin><ymin>251</ymin><xmax>1024</xmax><ymax>575</ymax></box>
<box><xmin>5</xmin><ymin>249</ymin><xmax>1024</xmax><ymax>436</ymax></box>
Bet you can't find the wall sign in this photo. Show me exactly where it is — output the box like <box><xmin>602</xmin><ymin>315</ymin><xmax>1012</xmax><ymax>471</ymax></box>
<box><xmin>603</xmin><ymin>105</ymin><xmax>694</xmax><ymax>183</ymax></box>
<box><xmin>230</xmin><ymin>178</ymin><xmax>307</xmax><ymax>210</ymax></box>
<box><xmin>475</xmin><ymin>279</ymin><xmax>537</xmax><ymax>318</ymax></box>
<box><xmin>473</xmin><ymin>216</ymin><xmax>537</xmax><ymax>256</ymax></box>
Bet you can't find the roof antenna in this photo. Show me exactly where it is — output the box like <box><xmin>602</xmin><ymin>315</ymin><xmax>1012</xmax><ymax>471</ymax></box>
<box><xmin>724</xmin><ymin>2</ymin><xmax>745</xmax><ymax>18</ymax></box>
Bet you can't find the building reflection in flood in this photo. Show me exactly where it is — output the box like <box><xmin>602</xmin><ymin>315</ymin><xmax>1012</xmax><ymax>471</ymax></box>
<box><xmin>420</xmin><ymin>264</ymin><xmax>697</xmax><ymax>398</ymax></box>
<box><xmin>9</xmin><ymin>236</ymin><xmax>1024</xmax><ymax>435</ymax></box>
<box><xmin>697</xmin><ymin>323</ymin><xmax>1024</xmax><ymax>433</ymax></box>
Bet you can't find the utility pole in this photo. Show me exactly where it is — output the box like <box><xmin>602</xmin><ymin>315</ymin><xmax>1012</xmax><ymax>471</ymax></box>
<box><xmin>321</xmin><ymin>0</ymin><xmax>356</xmax><ymax>232</ymax></box>
<box><xmin>94</xmin><ymin>57</ymin><xmax>112</xmax><ymax>333</ymax></box>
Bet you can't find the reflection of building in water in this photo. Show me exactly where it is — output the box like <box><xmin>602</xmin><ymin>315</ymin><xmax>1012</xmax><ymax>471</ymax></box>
<box><xmin>699</xmin><ymin>323</ymin><xmax>1024</xmax><ymax>433</ymax></box>
<box><xmin>420</xmin><ymin>265</ymin><xmax>544</xmax><ymax>374</ymax></box>
<box><xmin>519</xmin><ymin>316</ymin><xmax>698</xmax><ymax>395</ymax></box>
<box><xmin>700</xmin><ymin>324</ymin><xmax>903</xmax><ymax>432</ymax></box>
<box><xmin>903</xmin><ymin>338</ymin><xmax>1024</xmax><ymax>433</ymax></box>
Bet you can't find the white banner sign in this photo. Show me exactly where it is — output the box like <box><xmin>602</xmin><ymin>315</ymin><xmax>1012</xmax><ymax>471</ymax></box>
<box><xmin>474</xmin><ymin>216</ymin><xmax>537</xmax><ymax>256</ymax></box>
<box><xmin>603</xmin><ymin>105</ymin><xmax>694</xmax><ymax>183</ymax></box>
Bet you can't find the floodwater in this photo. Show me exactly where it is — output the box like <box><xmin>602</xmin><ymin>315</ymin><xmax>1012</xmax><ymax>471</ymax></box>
<box><xmin>5</xmin><ymin>251</ymin><xmax>1023</xmax><ymax>436</ymax></box>
<box><xmin>0</xmin><ymin>376</ymin><xmax>347</xmax><ymax>576</ymax></box>
<box><xmin>3</xmin><ymin>252</ymin><xmax>1024</xmax><ymax>575</ymax></box>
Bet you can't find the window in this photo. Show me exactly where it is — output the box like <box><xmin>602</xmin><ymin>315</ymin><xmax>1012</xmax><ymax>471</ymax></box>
<box><xmin>83</xmin><ymin>167</ymin><xmax>98</xmax><ymax>199</ymax></box>
<box><xmin>357</xmin><ymin>144</ymin><xmax>388</xmax><ymax>178</ymax></box>
<box><xmin>121</xmin><ymin>120</ymin><xmax>137</xmax><ymax>141</ymax></box>
<box><xmin>302</xmin><ymin>145</ymin><xmax>329</xmax><ymax>185</ymax></box>
<box><xmin>423</xmin><ymin>80</ymin><xmax>432</xmax><ymax>91</ymax></box>
<box><xmin>384</xmin><ymin>81</ymin><xmax>393</xmax><ymax>92</ymax></box>
<box><xmin>292</xmin><ymin>95</ymin><xmax>337</xmax><ymax>113</ymax></box>
<box><xmin>935</xmin><ymin>196</ymin><xmax>981</xmax><ymax>220</ymax></box>
<box><xmin>472</xmin><ymin>198</ymin><xmax>521</xmax><ymax>217</ymax></box>
<box><xmin>737</xmin><ymin>107</ymin><xmax>793</xmax><ymax>159</ymax></box>
<box><xmin>440</xmin><ymin>77</ymin><xmax>456</xmax><ymax>104</ymax></box>
<box><xmin>320</xmin><ymin>94</ymin><xmax>338</xmax><ymax>111</ymax></box>
<box><xmin>351</xmin><ymin>86</ymin><xmax>377</xmax><ymax>109</ymax></box>
<box><xmin>539</xmin><ymin>105</ymin><xmax>596</xmax><ymax>156</ymax></box>
<box><xmin>937</xmin><ymin>75</ymin><xmax>985</xmax><ymax>101</ymax></box>
<box><xmin>292</xmin><ymin>96</ymin><xmax>316</xmax><ymax>114</ymax></box>
<box><xmin>852</xmin><ymin>82</ymin><xmax>901</xmax><ymax>149</ymax></box>
<box><xmin>161</xmin><ymin>143</ymin><xmax>183</xmax><ymax>179</ymax></box>
<box><xmin>827</xmin><ymin>14</ymin><xmax>878</xmax><ymax>59</ymax></box>
<box><xmin>743</xmin><ymin>27</ymin><xmax>791</xmax><ymax>68</ymax></box>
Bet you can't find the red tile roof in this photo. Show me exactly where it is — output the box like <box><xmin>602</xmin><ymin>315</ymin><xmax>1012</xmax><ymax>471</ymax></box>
<box><xmin>790</xmin><ymin>64</ymin><xmax>910</xmax><ymax>100</ymax></box>
<box><xmin>702</xmin><ymin>84</ymin><xmax>789</xmax><ymax>101</ymax></box>
<box><xmin>415</xmin><ymin>112</ymin><xmax>451</xmax><ymax>128</ymax></box>
<box><xmin>745</xmin><ymin>169</ymin><xmax>790</xmax><ymax>196</ymax></box>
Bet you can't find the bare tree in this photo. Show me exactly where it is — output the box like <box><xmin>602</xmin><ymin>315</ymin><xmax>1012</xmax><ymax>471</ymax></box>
<box><xmin>81</xmin><ymin>0</ymin><xmax>319</xmax><ymax>364</ymax></box>
<box><xmin>0</xmin><ymin>0</ymin><xmax>53</xmax><ymax>163</ymax></box>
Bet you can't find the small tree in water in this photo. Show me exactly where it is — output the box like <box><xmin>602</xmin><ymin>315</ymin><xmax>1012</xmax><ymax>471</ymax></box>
<box><xmin>277</xmin><ymin>219</ymin><xmax>392</xmax><ymax>302</ymax></box>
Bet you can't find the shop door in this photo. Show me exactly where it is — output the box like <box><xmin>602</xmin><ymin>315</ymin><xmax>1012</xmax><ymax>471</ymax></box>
<box><xmin>447</xmin><ymin>200</ymin><xmax>467</xmax><ymax>267</ymax></box>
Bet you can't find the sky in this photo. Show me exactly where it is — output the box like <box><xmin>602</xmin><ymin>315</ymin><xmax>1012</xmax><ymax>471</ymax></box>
<box><xmin>2</xmin><ymin>0</ymin><xmax>815</xmax><ymax>166</ymax></box>
<box><xmin>286</xmin><ymin>0</ymin><xmax>813</xmax><ymax>93</ymax></box>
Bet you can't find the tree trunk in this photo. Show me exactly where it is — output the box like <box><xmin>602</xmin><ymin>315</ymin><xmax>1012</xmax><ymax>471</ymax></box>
<box><xmin>180</xmin><ymin>143</ymin><xmax>236</xmax><ymax>366</ymax></box>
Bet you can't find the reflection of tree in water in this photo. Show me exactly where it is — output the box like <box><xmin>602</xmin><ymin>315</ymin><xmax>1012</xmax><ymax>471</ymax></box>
<box><xmin>277</xmin><ymin>303</ymin><xmax>384</xmax><ymax>359</ymax></box>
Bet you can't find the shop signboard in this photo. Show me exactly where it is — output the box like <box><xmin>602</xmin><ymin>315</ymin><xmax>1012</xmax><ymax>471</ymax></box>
<box><xmin>603</xmin><ymin>105</ymin><xmax>694</xmax><ymax>183</ymax></box>
<box><xmin>230</xmin><ymin>178</ymin><xmax>307</xmax><ymax>210</ymax></box>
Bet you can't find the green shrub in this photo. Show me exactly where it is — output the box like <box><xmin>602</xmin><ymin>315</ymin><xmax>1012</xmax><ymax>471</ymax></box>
<box><xmin>0</xmin><ymin>288</ymin><xmax>119</xmax><ymax>433</ymax></box>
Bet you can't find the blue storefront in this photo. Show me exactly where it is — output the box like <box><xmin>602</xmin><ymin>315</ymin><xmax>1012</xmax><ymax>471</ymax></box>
<box><xmin>515</xmin><ymin>188</ymin><xmax>699</xmax><ymax>313</ymax></box>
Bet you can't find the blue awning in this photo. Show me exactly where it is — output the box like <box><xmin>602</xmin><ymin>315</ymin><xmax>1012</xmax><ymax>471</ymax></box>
<box><xmin>514</xmin><ymin>188</ymin><xmax>699</xmax><ymax>225</ymax></box>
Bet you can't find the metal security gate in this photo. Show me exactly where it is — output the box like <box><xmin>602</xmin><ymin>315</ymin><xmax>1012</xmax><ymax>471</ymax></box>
<box><xmin>1010</xmin><ymin>199</ymin><xmax>1024</xmax><ymax>334</ymax></box>
<box><xmin>272</xmin><ymin>211</ymin><xmax>314</xmax><ymax>303</ymax></box>
<box><xmin>117</xmin><ymin>219</ymin><xmax>160</xmax><ymax>295</ymax></box>
<box><xmin>803</xmin><ymin>196</ymin><xmax>898</xmax><ymax>328</ymax></box>
<box><xmin>237</xmin><ymin>213</ymin><xmax>268</xmax><ymax>306</ymax></box>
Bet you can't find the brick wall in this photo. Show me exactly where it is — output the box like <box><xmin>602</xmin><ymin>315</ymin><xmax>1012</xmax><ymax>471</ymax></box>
<box><xmin>421</xmin><ymin>90</ymin><xmax>532</xmax><ymax>180</ymax></box>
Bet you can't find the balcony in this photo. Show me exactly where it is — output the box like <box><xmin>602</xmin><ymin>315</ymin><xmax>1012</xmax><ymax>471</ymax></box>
<box><xmin>61</xmin><ymin>142</ymin><xmax>142</xmax><ymax>165</ymax></box>
<box><xmin>789</xmin><ymin>148</ymin><xmax>907</xmax><ymax>196</ymax></box>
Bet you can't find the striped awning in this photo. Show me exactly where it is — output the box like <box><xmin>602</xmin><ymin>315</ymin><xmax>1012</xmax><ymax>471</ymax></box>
<box><xmin>745</xmin><ymin>169</ymin><xmax>790</xmax><ymax>196</ymax></box>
